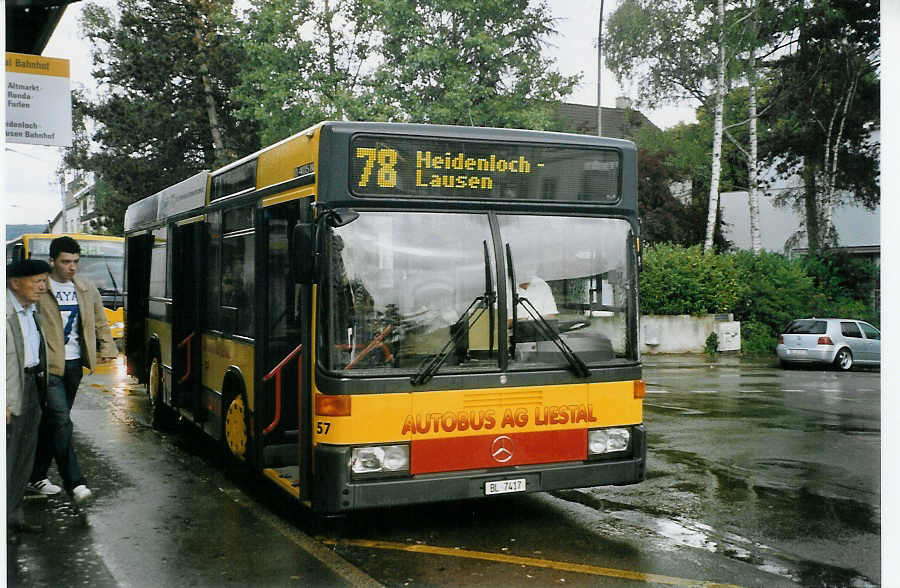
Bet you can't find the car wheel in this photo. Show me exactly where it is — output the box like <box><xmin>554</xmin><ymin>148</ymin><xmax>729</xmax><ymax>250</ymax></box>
<box><xmin>779</xmin><ymin>359</ymin><xmax>793</xmax><ymax>369</ymax></box>
<box><xmin>834</xmin><ymin>348</ymin><xmax>853</xmax><ymax>371</ymax></box>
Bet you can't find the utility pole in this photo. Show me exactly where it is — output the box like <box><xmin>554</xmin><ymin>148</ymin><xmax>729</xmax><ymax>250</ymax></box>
<box><xmin>597</xmin><ymin>0</ymin><xmax>604</xmax><ymax>137</ymax></box>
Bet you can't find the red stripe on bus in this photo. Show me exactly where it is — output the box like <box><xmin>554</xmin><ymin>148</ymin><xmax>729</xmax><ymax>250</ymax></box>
<box><xmin>410</xmin><ymin>429</ymin><xmax>587</xmax><ymax>475</ymax></box>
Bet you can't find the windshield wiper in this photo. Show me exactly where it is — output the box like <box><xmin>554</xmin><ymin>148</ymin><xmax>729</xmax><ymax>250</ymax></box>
<box><xmin>505</xmin><ymin>244</ymin><xmax>590</xmax><ymax>378</ymax></box>
<box><xmin>105</xmin><ymin>262</ymin><xmax>121</xmax><ymax>309</ymax></box>
<box><xmin>411</xmin><ymin>241</ymin><xmax>495</xmax><ymax>386</ymax></box>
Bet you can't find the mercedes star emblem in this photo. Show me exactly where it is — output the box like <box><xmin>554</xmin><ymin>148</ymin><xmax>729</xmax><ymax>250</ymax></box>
<box><xmin>490</xmin><ymin>435</ymin><xmax>514</xmax><ymax>463</ymax></box>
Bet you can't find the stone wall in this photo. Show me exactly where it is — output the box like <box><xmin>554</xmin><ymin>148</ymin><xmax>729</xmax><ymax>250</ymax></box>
<box><xmin>640</xmin><ymin>314</ymin><xmax>740</xmax><ymax>354</ymax></box>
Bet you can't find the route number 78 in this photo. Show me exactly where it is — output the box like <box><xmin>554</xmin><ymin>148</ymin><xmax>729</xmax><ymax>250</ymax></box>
<box><xmin>356</xmin><ymin>147</ymin><xmax>398</xmax><ymax>188</ymax></box>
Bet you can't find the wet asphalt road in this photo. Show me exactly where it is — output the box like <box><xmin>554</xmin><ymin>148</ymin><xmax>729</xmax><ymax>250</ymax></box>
<box><xmin>5</xmin><ymin>354</ymin><xmax>881</xmax><ymax>587</ymax></box>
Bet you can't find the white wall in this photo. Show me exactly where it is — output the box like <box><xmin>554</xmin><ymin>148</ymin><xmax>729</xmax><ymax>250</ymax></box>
<box><xmin>640</xmin><ymin>314</ymin><xmax>739</xmax><ymax>354</ymax></box>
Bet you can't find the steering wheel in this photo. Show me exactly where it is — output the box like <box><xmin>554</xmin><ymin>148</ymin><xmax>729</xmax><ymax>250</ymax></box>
<box><xmin>341</xmin><ymin>324</ymin><xmax>394</xmax><ymax>369</ymax></box>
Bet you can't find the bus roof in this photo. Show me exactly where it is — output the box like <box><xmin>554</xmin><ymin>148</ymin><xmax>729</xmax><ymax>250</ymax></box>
<box><xmin>7</xmin><ymin>233</ymin><xmax>124</xmax><ymax>246</ymax></box>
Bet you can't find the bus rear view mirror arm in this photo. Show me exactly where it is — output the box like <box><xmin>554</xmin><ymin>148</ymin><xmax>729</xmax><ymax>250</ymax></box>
<box><xmin>293</xmin><ymin>207</ymin><xmax>359</xmax><ymax>285</ymax></box>
<box><xmin>292</xmin><ymin>223</ymin><xmax>315</xmax><ymax>284</ymax></box>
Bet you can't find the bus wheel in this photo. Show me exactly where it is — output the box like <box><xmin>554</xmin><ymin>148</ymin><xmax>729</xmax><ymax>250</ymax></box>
<box><xmin>224</xmin><ymin>392</ymin><xmax>249</xmax><ymax>463</ymax></box>
<box><xmin>148</xmin><ymin>355</ymin><xmax>175</xmax><ymax>430</ymax></box>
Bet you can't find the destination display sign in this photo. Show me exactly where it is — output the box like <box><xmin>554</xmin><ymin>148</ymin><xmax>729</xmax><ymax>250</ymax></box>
<box><xmin>349</xmin><ymin>135</ymin><xmax>620</xmax><ymax>202</ymax></box>
<box><xmin>5</xmin><ymin>52</ymin><xmax>72</xmax><ymax>147</ymax></box>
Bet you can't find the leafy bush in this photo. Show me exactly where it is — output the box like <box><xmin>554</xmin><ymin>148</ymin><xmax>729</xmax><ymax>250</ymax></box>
<box><xmin>802</xmin><ymin>250</ymin><xmax>879</xmax><ymax>303</ymax></box>
<box><xmin>704</xmin><ymin>332</ymin><xmax>719</xmax><ymax>355</ymax></box>
<box><xmin>731</xmin><ymin>250</ymin><xmax>817</xmax><ymax>334</ymax></box>
<box><xmin>741</xmin><ymin>320</ymin><xmax>776</xmax><ymax>355</ymax></box>
<box><xmin>640</xmin><ymin>244</ymin><xmax>740</xmax><ymax>315</ymax></box>
<box><xmin>808</xmin><ymin>296</ymin><xmax>880</xmax><ymax>327</ymax></box>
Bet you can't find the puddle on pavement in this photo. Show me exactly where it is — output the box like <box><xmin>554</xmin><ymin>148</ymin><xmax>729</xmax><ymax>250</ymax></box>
<box><xmin>751</xmin><ymin>484</ymin><xmax>879</xmax><ymax>537</ymax></box>
<box><xmin>552</xmin><ymin>487</ymin><xmax>877</xmax><ymax>587</ymax></box>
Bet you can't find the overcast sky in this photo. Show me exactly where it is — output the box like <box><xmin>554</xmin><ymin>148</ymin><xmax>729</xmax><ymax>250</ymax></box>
<box><xmin>2</xmin><ymin>0</ymin><xmax>698</xmax><ymax>227</ymax></box>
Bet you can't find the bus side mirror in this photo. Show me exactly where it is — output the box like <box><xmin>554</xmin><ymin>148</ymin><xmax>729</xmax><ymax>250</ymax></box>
<box><xmin>326</xmin><ymin>208</ymin><xmax>359</xmax><ymax>228</ymax></box>
<box><xmin>292</xmin><ymin>223</ymin><xmax>315</xmax><ymax>284</ymax></box>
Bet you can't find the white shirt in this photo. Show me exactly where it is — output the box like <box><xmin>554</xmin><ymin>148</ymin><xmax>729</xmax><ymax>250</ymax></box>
<box><xmin>516</xmin><ymin>276</ymin><xmax>558</xmax><ymax>317</ymax></box>
<box><xmin>8</xmin><ymin>290</ymin><xmax>41</xmax><ymax>368</ymax></box>
<box><xmin>49</xmin><ymin>277</ymin><xmax>82</xmax><ymax>360</ymax></box>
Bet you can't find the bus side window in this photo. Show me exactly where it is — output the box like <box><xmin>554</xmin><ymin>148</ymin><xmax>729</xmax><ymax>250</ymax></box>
<box><xmin>149</xmin><ymin>227</ymin><xmax>168</xmax><ymax>299</ymax></box>
<box><xmin>222</xmin><ymin>232</ymin><xmax>255</xmax><ymax>337</ymax></box>
<box><xmin>205</xmin><ymin>211</ymin><xmax>222</xmax><ymax>329</ymax></box>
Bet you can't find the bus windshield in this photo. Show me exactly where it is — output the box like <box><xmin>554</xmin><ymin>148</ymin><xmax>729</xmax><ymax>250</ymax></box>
<box><xmin>76</xmin><ymin>255</ymin><xmax>124</xmax><ymax>293</ymax></box>
<box><xmin>28</xmin><ymin>237</ymin><xmax>124</xmax><ymax>294</ymax></box>
<box><xmin>321</xmin><ymin>211</ymin><xmax>636</xmax><ymax>377</ymax></box>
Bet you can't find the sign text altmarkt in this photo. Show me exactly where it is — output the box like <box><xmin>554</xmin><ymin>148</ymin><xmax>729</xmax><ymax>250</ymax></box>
<box><xmin>6</xmin><ymin>52</ymin><xmax>72</xmax><ymax>147</ymax></box>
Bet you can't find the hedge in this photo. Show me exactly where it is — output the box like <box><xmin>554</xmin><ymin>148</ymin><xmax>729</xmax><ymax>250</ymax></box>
<box><xmin>639</xmin><ymin>244</ymin><xmax>879</xmax><ymax>354</ymax></box>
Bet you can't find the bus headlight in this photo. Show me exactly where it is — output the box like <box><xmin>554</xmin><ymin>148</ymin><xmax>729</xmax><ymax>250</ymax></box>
<box><xmin>351</xmin><ymin>444</ymin><xmax>410</xmax><ymax>477</ymax></box>
<box><xmin>588</xmin><ymin>427</ymin><xmax>631</xmax><ymax>455</ymax></box>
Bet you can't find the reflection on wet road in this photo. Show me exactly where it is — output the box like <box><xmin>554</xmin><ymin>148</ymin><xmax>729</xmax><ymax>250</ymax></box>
<box><xmin>612</xmin><ymin>357</ymin><xmax>880</xmax><ymax>586</ymax></box>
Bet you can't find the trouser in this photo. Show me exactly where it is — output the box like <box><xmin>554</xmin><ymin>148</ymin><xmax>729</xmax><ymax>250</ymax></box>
<box><xmin>30</xmin><ymin>359</ymin><xmax>87</xmax><ymax>494</ymax></box>
<box><xmin>8</xmin><ymin>373</ymin><xmax>42</xmax><ymax>526</ymax></box>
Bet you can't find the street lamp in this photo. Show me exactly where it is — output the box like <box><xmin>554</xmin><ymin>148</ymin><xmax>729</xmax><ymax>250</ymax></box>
<box><xmin>597</xmin><ymin>0</ymin><xmax>604</xmax><ymax>137</ymax></box>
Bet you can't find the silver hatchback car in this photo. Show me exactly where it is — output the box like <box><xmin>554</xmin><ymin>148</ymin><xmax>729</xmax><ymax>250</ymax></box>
<box><xmin>776</xmin><ymin>318</ymin><xmax>880</xmax><ymax>370</ymax></box>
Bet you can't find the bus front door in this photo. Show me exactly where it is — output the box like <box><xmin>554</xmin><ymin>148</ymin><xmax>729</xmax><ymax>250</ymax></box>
<box><xmin>172</xmin><ymin>221</ymin><xmax>206</xmax><ymax>419</ymax></box>
<box><xmin>125</xmin><ymin>233</ymin><xmax>153</xmax><ymax>380</ymax></box>
<box><xmin>257</xmin><ymin>200</ymin><xmax>312</xmax><ymax>499</ymax></box>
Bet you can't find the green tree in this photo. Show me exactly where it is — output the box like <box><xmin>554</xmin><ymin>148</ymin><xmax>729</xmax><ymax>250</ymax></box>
<box><xmin>762</xmin><ymin>0</ymin><xmax>880</xmax><ymax>254</ymax></box>
<box><xmin>633</xmin><ymin>113</ymin><xmax>745</xmax><ymax>251</ymax></box>
<box><xmin>233</xmin><ymin>0</ymin><xmax>389</xmax><ymax>145</ymax></box>
<box><xmin>65</xmin><ymin>0</ymin><xmax>260</xmax><ymax>233</ymax></box>
<box><xmin>363</xmin><ymin>0</ymin><xmax>579</xmax><ymax>128</ymax></box>
<box><xmin>635</xmin><ymin>146</ymin><xmax>705</xmax><ymax>246</ymax></box>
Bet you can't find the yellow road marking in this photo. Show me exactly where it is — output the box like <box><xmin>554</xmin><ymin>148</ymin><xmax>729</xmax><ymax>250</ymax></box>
<box><xmin>320</xmin><ymin>538</ymin><xmax>742</xmax><ymax>587</ymax></box>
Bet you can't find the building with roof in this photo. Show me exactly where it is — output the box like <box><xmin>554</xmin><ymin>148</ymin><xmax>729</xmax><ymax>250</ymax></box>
<box><xmin>554</xmin><ymin>98</ymin><xmax>660</xmax><ymax>140</ymax></box>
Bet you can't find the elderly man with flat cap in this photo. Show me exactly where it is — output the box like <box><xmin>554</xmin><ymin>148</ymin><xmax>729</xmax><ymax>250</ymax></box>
<box><xmin>7</xmin><ymin>259</ymin><xmax>51</xmax><ymax>541</ymax></box>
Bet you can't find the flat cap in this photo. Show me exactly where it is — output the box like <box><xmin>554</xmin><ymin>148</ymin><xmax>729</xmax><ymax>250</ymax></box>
<box><xmin>7</xmin><ymin>259</ymin><xmax>51</xmax><ymax>278</ymax></box>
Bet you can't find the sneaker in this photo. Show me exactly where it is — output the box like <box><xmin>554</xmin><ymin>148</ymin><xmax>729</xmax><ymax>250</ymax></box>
<box><xmin>72</xmin><ymin>485</ymin><xmax>92</xmax><ymax>505</ymax></box>
<box><xmin>26</xmin><ymin>479</ymin><xmax>62</xmax><ymax>496</ymax></box>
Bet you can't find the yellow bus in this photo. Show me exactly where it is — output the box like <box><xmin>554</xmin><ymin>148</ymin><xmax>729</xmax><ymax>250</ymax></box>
<box><xmin>6</xmin><ymin>233</ymin><xmax>125</xmax><ymax>341</ymax></box>
<box><xmin>123</xmin><ymin>122</ymin><xmax>645</xmax><ymax>513</ymax></box>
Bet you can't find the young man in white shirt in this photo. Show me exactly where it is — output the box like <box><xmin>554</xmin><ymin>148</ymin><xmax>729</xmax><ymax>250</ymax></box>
<box><xmin>28</xmin><ymin>237</ymin><xmax>118</xmax><ymax>504</ymax></box>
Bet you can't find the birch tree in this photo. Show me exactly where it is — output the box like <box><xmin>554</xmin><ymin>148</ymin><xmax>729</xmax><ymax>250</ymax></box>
<box><xmin>721</xmin><ymin>0</ymin><xmax>774</xmax><ymax>254</ymax></box>
<box><xmin>746</xmin><ymin>31</ymin><xmax>761</xmax><ymax>253</ymax></box>
<box><xmin>604</xmin><ymin>0</ymin><xmax>730</xmax><ymax>251</ymax></box>
<box><xmin>702</xmin><ymin>0</ymin><xmax>726</xmax><ymax>252</ymax></box>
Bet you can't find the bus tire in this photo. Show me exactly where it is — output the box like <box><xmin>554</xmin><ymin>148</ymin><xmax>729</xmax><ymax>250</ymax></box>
<box><xmin>148</xmin><ymin>354</ymin><xmax>176</xmax><ymax>430</ymax></box>
<box><xmin>222</xmin><ymin>381</ymin><xmax>252</xmax><ymax>471</ymax></box>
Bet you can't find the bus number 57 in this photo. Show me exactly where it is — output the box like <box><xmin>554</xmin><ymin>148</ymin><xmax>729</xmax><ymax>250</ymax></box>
<box><xmin>356</xmin><ymin>147</ymin><xmax>398</xmax><ymax>188</ymax></box>
<box><xmin>316</xmin><ymin>421</ymin><xmax>331</xmax><ymax>435</ymax></box>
